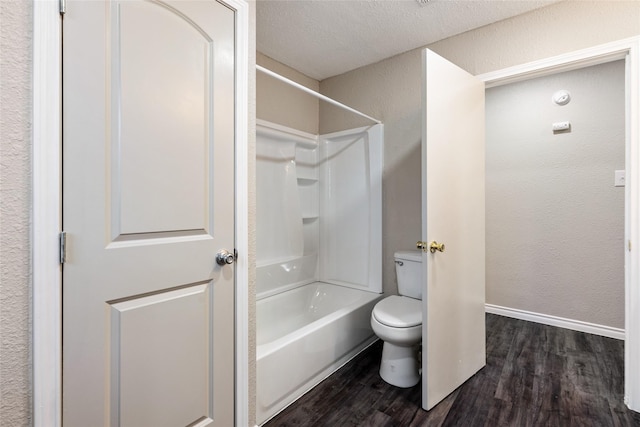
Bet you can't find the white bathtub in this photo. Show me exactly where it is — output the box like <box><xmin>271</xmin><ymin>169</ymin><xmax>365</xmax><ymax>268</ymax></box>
<box><xmin>256</xmin><ymin>282</ymin><xmax>382</xmax><ymax>424</ymax></box>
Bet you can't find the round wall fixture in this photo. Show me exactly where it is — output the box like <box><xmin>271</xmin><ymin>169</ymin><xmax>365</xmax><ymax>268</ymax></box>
<box><xmin>552</xmin><ymin>90</ymin><xmax>571</xmax><ymax>106</ymax></box>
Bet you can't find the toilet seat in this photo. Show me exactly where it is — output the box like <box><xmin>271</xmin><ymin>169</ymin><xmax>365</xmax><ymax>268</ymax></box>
<box><xmin>372</xmin><ymin>296</ymin><xmax>421</xmax><ymax>328</ymax></box>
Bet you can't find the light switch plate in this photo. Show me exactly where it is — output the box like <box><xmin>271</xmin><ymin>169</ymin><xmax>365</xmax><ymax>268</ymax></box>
<box><xmin>615</xmin><ymin>170</ymin><xmax>626</xmax><ymax>187</ymax></box>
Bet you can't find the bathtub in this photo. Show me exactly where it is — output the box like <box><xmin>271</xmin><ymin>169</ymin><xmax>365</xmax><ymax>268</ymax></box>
<box><xmin>256</xmin><ymin>282</ymin><xmax>382</xmax><ymax>424</ymax></box>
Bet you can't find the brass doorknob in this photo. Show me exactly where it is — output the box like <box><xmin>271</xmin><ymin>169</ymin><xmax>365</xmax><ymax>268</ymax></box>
<box><xmin>417</xmin><ymin>240</ymin><xmax>445</xmax><ymax>253</ymax></box>
<box><xmin>429</xmin><ymin>241</ymin><xmax>445</xmax><ymax>253</ymax></box>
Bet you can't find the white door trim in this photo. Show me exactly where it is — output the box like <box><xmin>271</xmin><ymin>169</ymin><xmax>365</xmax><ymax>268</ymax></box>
<box><xmin>32</xmin><ymin>1</ymin><xmax>62</xmax><ymax>425</ymax></box>
<box><xmin>229</xmin><ymin>0</ymin><xmax>250</xmax><ymax>425</ymax></box>
<box><xmin>477</xmin><ymin>36</ymin><xmax>640</xmax><ymax>412</ymax></box>
<box><xmin>31</xmin><ymin>0</ymin><xmax>250</xmax><ymax>425</ymax></box>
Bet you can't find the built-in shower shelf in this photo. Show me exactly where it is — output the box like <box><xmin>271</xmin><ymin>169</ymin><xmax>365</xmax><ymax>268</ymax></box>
<box><xmin>297</xmin><ymin>177</ymin><xmax>318</xmax><ymax>186</ymax></box>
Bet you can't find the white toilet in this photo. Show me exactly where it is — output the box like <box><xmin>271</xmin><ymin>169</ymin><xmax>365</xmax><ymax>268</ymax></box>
<box><xmin>370</xmin><ymin>250</ymin><xmax>422</xmax><ymax>388</ymax></box>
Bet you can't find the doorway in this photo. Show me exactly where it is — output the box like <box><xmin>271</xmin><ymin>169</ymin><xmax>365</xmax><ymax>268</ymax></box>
<box><xmin>477</xmin><ymin>37</ymin><xmax>640</xmax><ymax>411</ymax></box>
<box><xmin>485</xmin><ymin>60</ymin><xmax>625</xmax><ymax>336</ymax></box>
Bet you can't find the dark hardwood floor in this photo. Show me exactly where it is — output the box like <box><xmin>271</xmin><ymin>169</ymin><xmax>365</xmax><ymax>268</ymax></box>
<box><xmin>264</xmin><ymin>314</ymin><xmax>640</xmax><ymax>426</ymax></box>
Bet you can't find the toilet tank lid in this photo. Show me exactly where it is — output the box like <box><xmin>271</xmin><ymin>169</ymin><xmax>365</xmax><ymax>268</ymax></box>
<box><xmin>373</xmin><ymin>296</ymin><xmax>422</xmax><ymax>328</ymax></box>
<box><xmin>394</xmin><ymin>250</ymin><xmax>421</xmax><ymax>262</ymax></box>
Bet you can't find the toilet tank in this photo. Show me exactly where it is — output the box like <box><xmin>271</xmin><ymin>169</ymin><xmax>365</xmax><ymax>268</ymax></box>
<box><xmin>394</xmin><ymin>250</ymin><xmax>422</xmax><ymax>300</ymax></box>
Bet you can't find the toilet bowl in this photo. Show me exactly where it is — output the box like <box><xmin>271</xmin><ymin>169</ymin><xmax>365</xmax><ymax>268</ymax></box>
<box><xmin>370</xmin><ymin>251</ymin><xmax>423</xmax><ymax>388</ymax></box>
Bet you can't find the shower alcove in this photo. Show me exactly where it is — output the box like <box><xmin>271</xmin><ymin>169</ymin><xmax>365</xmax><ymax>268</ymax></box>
<box><xmin>256</xmin><ymin>119</ymin><xmax>383</xmax><ymax>424</ymax></box>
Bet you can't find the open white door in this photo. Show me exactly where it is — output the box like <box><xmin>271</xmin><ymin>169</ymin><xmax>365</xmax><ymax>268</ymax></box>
<box><xmin>62</xmin><ymin>1</ymin><xmax>236</xmax><ymax>426</ymax></box>
<box><xmin>421</xmin><ymin>49</ymin><xmax>486</xmax><ymax>410</ymax></box>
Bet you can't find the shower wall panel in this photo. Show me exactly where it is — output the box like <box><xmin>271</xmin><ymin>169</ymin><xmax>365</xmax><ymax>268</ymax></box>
<box><xmin>256</xmin><ymin>122</ymin><xmax>319</xmax><ymax>297</ymax></box>
<box><xmin>256</xmin><ymin>135</ymin><xmax>303</xmax><ymax>263</ymax></box>
<box><xmin>320</xmin><ymin>126</ymin><xmax>383</xmax><ymax>293</ymax></box>
<box><xmin>256</xmin><ymin>121</ymin><xmax>382</xmax><ymax>299</ymax></box>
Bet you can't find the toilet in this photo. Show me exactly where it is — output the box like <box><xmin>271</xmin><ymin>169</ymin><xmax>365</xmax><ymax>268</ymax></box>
<box><xmin>370</xmin><ymin>250</ymin><xmax>422</xmax><ymax>388</ymax></box>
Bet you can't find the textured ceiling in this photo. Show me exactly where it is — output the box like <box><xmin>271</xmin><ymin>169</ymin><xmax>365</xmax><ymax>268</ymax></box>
<box><xmin>257</xmin><ymin>0</ymin><xmax>561</xmax><ymax>80</ymax></box>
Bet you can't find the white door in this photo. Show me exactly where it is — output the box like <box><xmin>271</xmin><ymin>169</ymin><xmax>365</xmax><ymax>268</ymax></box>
<box><xmin>421</xmin><ymin>49</ymin><xmax>486</xmax><ymax>410</ymax></box>
<box><xmin>62</xmin><ymin>1</ymin><xmax>236</xmax><ymax>426</ymax></box>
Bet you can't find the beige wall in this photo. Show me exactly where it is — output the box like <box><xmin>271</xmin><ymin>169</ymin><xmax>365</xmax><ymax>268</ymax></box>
<box><xmin>248</xmin><ymin>3</ymin><xmax>257</xmax><ymax>426</ymax></box>
<box><xmin>0</xmin><ymin>0</ymin><xmax>33</xmax><ymax>425</ymax></box>
<box><xmin>486</xmin><ymin>61</ymin><xmax>625</xmax><ymax>328</ymax></box>
<box><xmin>319</xmin><ymin>1</ymin><xmax>640</xmax><ymax>307</ymax></box>
<box><xmin>321</xmin><ymin>53</ymin><xmax>423</xmax><ymax>296</ymax></box>
<box><xmin>257</xmin><ymin>52</ymin><xmax>320</xmax><ymax>134</ymax></box>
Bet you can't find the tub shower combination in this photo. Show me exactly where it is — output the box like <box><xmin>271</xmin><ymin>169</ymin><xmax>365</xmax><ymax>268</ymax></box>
<box><xmin>256</xmin><ymin>120</ymin><xmax>384</xmax><ymax>423</ymax></box>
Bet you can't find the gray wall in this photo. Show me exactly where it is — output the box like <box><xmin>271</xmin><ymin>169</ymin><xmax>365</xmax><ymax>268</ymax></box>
<box><xmin>319</xmin><ymin>1</ymin><xmax>640</xmax><ymax>310</ymax></box>
<box><xmin>486</xmin><ymin>61</ymin><xmax>625</xmax><ymax>328</ymax></box>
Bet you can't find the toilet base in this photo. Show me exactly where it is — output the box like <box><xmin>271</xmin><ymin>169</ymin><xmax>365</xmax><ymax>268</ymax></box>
<box><xmin>379</xmin><ymin>342</ymin><xmax>420</xmax><ymax>388</ymax></box>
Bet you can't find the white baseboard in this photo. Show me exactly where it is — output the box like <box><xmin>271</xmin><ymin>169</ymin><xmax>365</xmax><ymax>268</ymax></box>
<box><xmin>485</xmin><ymin>304</ymin><xmax>625</xmax><ymax>340</ymax></box>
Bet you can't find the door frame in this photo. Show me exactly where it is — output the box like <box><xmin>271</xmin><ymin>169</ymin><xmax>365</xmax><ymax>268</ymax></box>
<box><xmin>31</xmin><ymin>0</ymin><xmax>250</xmax><ymax>425</ymax></box>
<box><xmin>477</xmin><ymin>36</ymin><xmax>640</xmax><ymax>412</ymax></box>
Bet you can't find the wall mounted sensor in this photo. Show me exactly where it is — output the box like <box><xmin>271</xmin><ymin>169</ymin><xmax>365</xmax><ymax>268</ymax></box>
<box><xmin>552</xmin><ymin>121</ymin><xmax>571</xmax><ymax>131</ymax></box>
<box><xmin>552</xmin><ymin>90</ymin><xmax>571</xmax><ymax>106</ymax></box>
<box><xmin>552</xmin><ymin>121</ymin><xmax>571</xmax><ymax>132</ymax></box>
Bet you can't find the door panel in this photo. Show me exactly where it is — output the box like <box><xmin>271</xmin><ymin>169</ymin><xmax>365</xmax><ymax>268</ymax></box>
<box><xmin>111</xmin><ymin>283</ymin><xmax>211</xmax><ymax>427</ymax></box>
<box><xmin>421</xmin><ymin>49</ymin><xmax>486</xmax><ymax>410</ymax></box>
<box><xmin>114</xmin><ymin>1</ymin><xmax>213</xmax><ymax>235</ymax></box>
<box><xmin>62</xmin><ymin>1</ymin><xmax>235</xmax><ymax>426</ymax></box>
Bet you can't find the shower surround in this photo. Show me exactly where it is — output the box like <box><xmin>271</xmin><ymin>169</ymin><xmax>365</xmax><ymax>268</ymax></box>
<box><xmin>256</xmin><ymin>120</ymin><xmax>383</xmax><ymax>423</ymax></box>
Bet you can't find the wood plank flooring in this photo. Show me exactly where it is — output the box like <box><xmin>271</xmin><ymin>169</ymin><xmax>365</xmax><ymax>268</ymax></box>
<box><xmin>264</xmin><ymin>314</ymin><xmax>640</xmax><ymax>426</ymax></box>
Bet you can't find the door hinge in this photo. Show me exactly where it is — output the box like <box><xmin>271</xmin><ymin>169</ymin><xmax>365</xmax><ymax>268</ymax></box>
<box><xmin>59</xmin><ymin>231</ymin><xmax>67</xmax><ymax>264</ymax></box>
<box><xmin>629</xmin><ymin>240</ymin><xmax>632</xmax><ymax>252</ymax></box>
<box><xmin>59</xmin><ymin>0</ymin><xmax>66</xmax><ymax>15</ymax></box>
